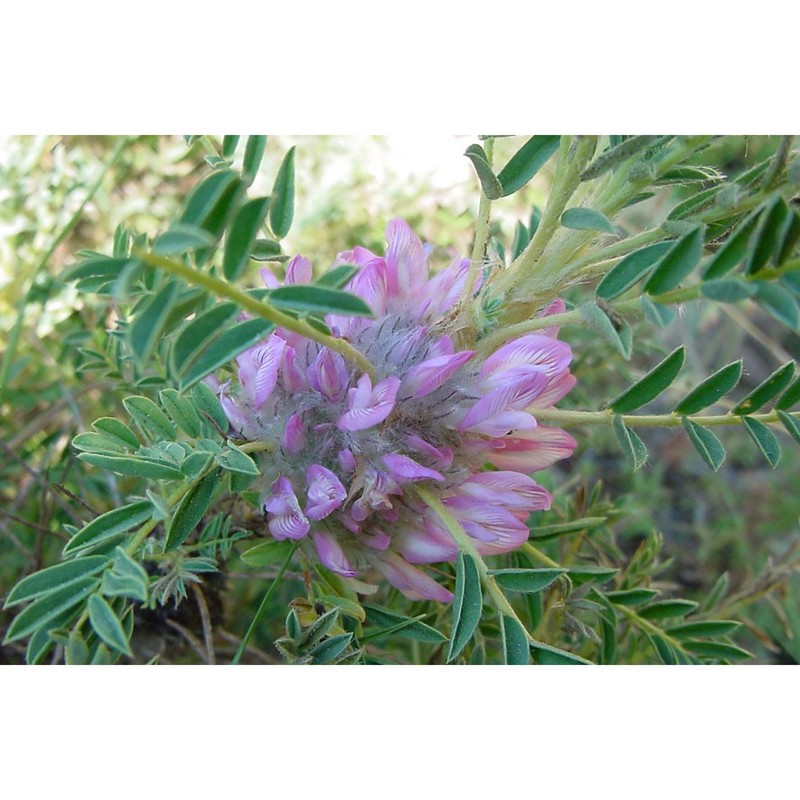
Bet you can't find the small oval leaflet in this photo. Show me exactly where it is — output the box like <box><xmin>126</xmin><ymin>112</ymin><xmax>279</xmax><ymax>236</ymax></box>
<box><xmin>561</xmin><ymin>207</ymin><xmax>615</xmax><ymax>234</ymax></box>
<box><xmin>674</xmin><ymin>360</ymin><xmax>742</xmax><ymax>415</ymax></box>
<box><xmin>609</xmin><ymin>346</ymin><xmax>685</xmax><ymax>414</ymax></box>
<box><xmin>63</xmin><ymin>500</ymin><xmax>154</xmax><ymax>556</ymax></box>
<box><xmin>595</xmin><ymin>241</ymin><xmax>673</xmax><ymax>300</ymax></box>
<box><xmin>88</xmin><ymin>594</ymin><xmax>132</xmax><ymax>657</ymax></box>
<box><xmin>446</xmin><ymin>551</ymin><xmax>483</xmax><ymax>662</ymax></box>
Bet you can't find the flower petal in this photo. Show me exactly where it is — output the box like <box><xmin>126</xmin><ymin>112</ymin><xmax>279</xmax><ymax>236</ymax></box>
<box><xmin>382</xmin><ymin>454</ymin><xmax>444</xmax><ymax>483</ymax></box>
<box><xmin>385</xmin><ymin>218</ymin><xmax>428</xmax><ymax>301</ymax></box>
<box><xmin>455</xmin><ymin>472</ymin><xmax>551</xmax><ymax>511</ymax></box>
<box><xmin>400</xmin><ymin>350</ymin><xmax>475</xmax><ymax>398</ymax></box>
<box><xmin>485</xmin><ymin>426</ymin><xmax>577</xmax><ymax>472</ymax></box>
<box><xmin>237</xmin><ymin>335</ymin><xmax>285</xmax><ymax>409</ymax></box>
<box><xmin>264</xmin><ymin>477</ymin><xmax>310</xmax><ymax>541</ymax></box>
<box><xmin>338</xmin><ymin>375</ymin><xmax>400</xmax><ymax>432</ymax></box>
<box><xmin>285</xmin><ymin>255</ymin><xmax>313</xmax><ymax>285</ymax></box>
<box><xmin>479</xmin><ymin>334</ymin><xmax>572</xmax><ymax>388</ymax></box>
<box><xmin>305</xmin><ymin>464</ymin><xmax>347</xmax><ymax>520</ymax></box>
<box><xmin>373</xmin><ymin>551</ymin><xmax>454</xmax><ymax>602</ymax></box>
<box><xmin>312</xmin><ymin>531</ymin><xmax>357</xmax><ymax>577</ymax></box>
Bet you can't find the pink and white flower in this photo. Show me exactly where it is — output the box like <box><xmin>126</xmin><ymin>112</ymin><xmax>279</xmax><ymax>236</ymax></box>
<box><xmin>212</xmin><ymin>219</ymin><xmax>577</xmax><ymax>602</ymax></box>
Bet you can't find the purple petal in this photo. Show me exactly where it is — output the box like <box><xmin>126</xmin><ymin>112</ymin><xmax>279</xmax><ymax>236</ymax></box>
<box><xmin>485</xmin><ymin>426</ymin><xmax>577</xmax><ymax>472</ymax></box>
<box><xmin>397</xmin><ymin>517</ymin><xmax>458</xmax><ymax>564</ymax></box>
<box><xmin>260</xmin><ymin>267</ymin><xmax>280</xmax><ymax>289</ymax></box>
<box><xmin>455</xmin><ymin>472</ymin><xmax>551</xmax><ymax>511</ymax></box>
<box><xmin>444</xmin><ymin>496</ymin><xmax>529</xmax><ymax>544</ymax></box>
<box><xmin>457</xmin><ymin>372</ymin><xmax>547</xmax><ymax>436</ymax></box>
<box><xmin>285</xmin><ymin>255</ymin><xmax>313</xmax><ymax>285</ymax></box>
<box><xmin>312</xmin><ymin>531</ymin><xmax>357</xmax><ymax>577</ymax></box>
<box><xmin>237</xmin><ymin>335</ymin><xmax>285</xmax><ymax>409</ymax></box>
<box><xmin>338</xmin><ymin>448</ymin><xmax>356</xmax><ymax>474</ymax></box>
<box><xmin>537</xmin><ymin>297</ymin><xmax>567</xmax><ymax>337</ymax></box>
<box><xmin>357</xmin><ymin>527</ymin><xmax>391</xmax><ymax>551</ymax></box>
<box><xmin>338</xmin><ymin>375</ymin><xmax>400</xmax><ymax>432</ymax></box>
<box><xmin>528</xmin><ymin>370</ymin><xmax>577</xmax><ymax>409</ymax></box>
<box><xmin>305</xmin><ymin>464</ymin><xmax>347</xmax><ymax>520</ymax></box>
<box><xmin>281</xmin><ymin>346</ymin><xmax>307</xmax><ymax>393</ymax></box>
<box><xmin>282</xmin><ymin>413</ymin><xmax>307</xmax><ymax>455</ymax></box>
<box><xmin>422</xmin><ymin>256</ymin><xmax>472</xmax><ymax>316</ymax></box>
<box><xmin>400</xmin><ymin>350</ymin><xmax>475</xmax><ymax>398</ymax></box>
<box><xmin>385</xmin><ymin>218</ymin><xmax>428</xmax><ymax>301</ymax></box>
<box><xmin>264</xmin><ymin>477</ymin><xmax>310</xmax><ymax>541</ymax></box>
<box><xmin>426</xmin><ymin>334</ymin><xmax>455</xmax><ymax>359</ymax></box>
<box><xmin>479</xmin><ymin>335</ymin><xmax>572</xmax><ymax>388</ymax></box>
<box><xmin>403</xmin><ymin>435</ymin><xmax>454</xmax><ymax>469</ymax></box>
<box><xmin>307</xmin><ymin>349</ymin><xmax>349</xmax><ymax>402</ymax></box>
<box><xmin>382</xmin><ymin>454</ymin><xmax>444</xmax><ymax>483</ymax></box>
<box><xmin>373</xmin><ymin>551</ymin><xmax>454</xmax><ymax>603</ymax></box>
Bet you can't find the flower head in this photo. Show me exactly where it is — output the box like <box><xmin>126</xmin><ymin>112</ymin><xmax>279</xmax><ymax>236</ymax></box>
<box><xmin>213</xmin><ymin>219</ymin><xmax>576</xmax><ymax>602</ymax></box>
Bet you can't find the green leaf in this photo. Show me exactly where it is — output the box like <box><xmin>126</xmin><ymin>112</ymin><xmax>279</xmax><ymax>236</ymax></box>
<box><xmin>63</xmin><ymin>256</ymin><xmax>139</xmax><ymax>283</ymax></box>
<box><xmin>579</xmin><ymin>302</ymin><xmax>632</xmax><ymax>359</ymax></box>
<box><xmin>92</xmin><ymin>417</ymin><xmax>140</xmax><ymax>449</ymax></box>
<box><xmin>78</xmin><ymin>453</ymin><xmax>185</xmax><ymax>481</ymax></box>
<box><xmin>215</xmin><ymin>444</ymin><xmax>260</xmax><ymax>475</ymax></box>
<box><xmin>580</xmin><ymin>135</ymin><xmax>661</xmax><ymax>182</ymax></box>
<box><xmin>362</xmin><ymin>604</ymin><xmax>447</xmax><ymax>644</ymax></box>
<box><xmin>297</xmin><ymin>607</ymin><xmax>340</xmax><ymax>650</ymax></box>
<box><xmin>159</xmin><ymin>389</ymin><xmax>202</xmax><ymax>438</ymax></box>
<box><xmin>314</xmin><ymin>265</ymin><xmax>358</xmax><ymax>290</ymax></box>
<box><xmin>613</xmin><ymin>415</ymin><xmax>648</xmax><ymax>470</ymax></box>
<box><xmin>497</xmin><ymin>135</ymin><xmax>560</xmax><ymax>196</ymax></box>
<box><xmin>500</xmin><ymin>614</ymin><xmax>530</xmax><ymax>665</ymax></box>
<box><xmin>656</xmin><ymin>165</ymin><xmax>725</xmax><ymax>185</ymax></box>
<box><xmin>561</xmin><ymin>207</ymin><xmax>615</xmax><ymax>234</ymax></box>
<box><xmin>775</xmin><ymin>208</ymin><xmax>800</xmax><ymax>265</ymax></box>
<box><xmin>753</xmin><ymin>282</ymin><xmax>800</xmax><ymax>329</ymax></box>
<box><xmin>165</xmin><ymin>470</ymin><xmax>220</xmax><ymax>549</ymax></box>
<box><xmin>4</xmin><ymin>557</ymin><xmax>108</xmax><ymax>608</ymax></box>
<box><xmin>703</xmin><ymin>210</ymin><xmax>761</xmax><ymax>279</ymax></box>
<box><xmin>191</xmin><ymin>382</ymin><xmax>229</xmax><ymax>432</ymax></box>
<box><xmin>128</xmin><ymin>280</ymin><xmax>179</xmax><ymax>365</ymax></box>
<box><xmin>123</xmin><ymin>396</ymin><xmax>176</xmax><ymax>441</ymax></box>
<box><xmin>528</xmin><ymin>517</ymin><xmax>607</xmax><ymax>542</ymax></box>
<box><xmin>66</xmin><ymin>630</ymin><xmax>90</xmax><ymax>665</ymax></box>
<box><xmin>595</xmin><ymin>241</ymin><xmax>673</xmax><ymax>300</ymax></box>
<box><xmin>170</xmin><ymin>302</ymin><xmax>240</xmax><ymax>374</ymax></box>
<box><xmin>178</xmin><ymin>318</ymin><xmax>275</xmax><ymax>391</ymax></box>
<box><xmin>151</xmin><ymin>224</ymin><xmax>217</xmax><ymax>255</ymax></box>
<box><xmin>640</xmin><ymin>296</ymin><xmax>676</xmax><ymax>328</ymax></box>
<box><xmin>682</xmin><ymin>640</ymin><xmax>752</xmax><ymax>661</ymax></box>
<box><xmin>700</xmin><ymin>279</ymin><xmax>755</xmax><ymax>302</ymax></box>
<box><xmin>606</xmin><ymin>588</ymin><xmax>660</xmax><ymax>606</ymax></box>
<box><xmin>269</xmin><ymin>146</ymin><xmax>296</xmax><ymax>239</ymax></box>
<box><xmin>250</xmin><ymin>239</ymin><xmax>283</xmax><ymax>261</ymax></box>
<box><xmin>776</xmin><ymin>410</ymin><xmax>800</xmax><ymax>443</ymax></box>
<box><xmin>3</xmin><ymin>578</ymin><xmax>98</xmax><ymax>644</ymax></box>
<box><xmin>268</xmin><ymin>285</ymin><xmax>373</xmax><ymax>317</ymax></box>
<box><xmin>100</xmin><ymin>547</ymin><xmax>149</xmax><ymax>603</ymax></box>
<box><xmin>63</xmin><ymin>501</ymin><xmax>154</xmax><ymax>556</ymax></box>
<box><xmin>667</xmin><ymin>184</ymin><xmax>722</xmax><ymax>221</ymax></box>
<box><xmin>681</xmin><ymin>418</ymin><xmax>726</xmax><ymax>471</ymax></box>
<box><xmin>310</xmin><ymin>632</ymin><xmax>353</xmax><ymax>664</ymax></box>
<box><xmin>464</xmin><ymin>144</ymin><xmax>502</xmax><ymax>200</ymax></box>
<box><xmin>88</xmin><ymin>594</ymin><xmax>132</xmax><ymax>656</ymax></box>
<box><xmin>667</xmin><ymin>620</ymin><xmax>740</xmax><ymax>639</ymax></box>
<box><xmin>675</xmin><ymin>360</ymin><xmax>742</xmax><ymax>414</ymax></box>
<box><xmin>242</xmin><ymin>135</ymin><xmax>267</xmax><ymax>187</ymax></box>
<box><xmin>221</xmin><ymin>135</ymin><xmax>240</xmax><ymax>159</ymax></box>
<box><xmin>732</xmin><ymin>361</ymin><xmax>796</xmax><ymax>414</ymax></box>
<box><xmin>565</xmin><ymin>565</ymin><xmax>618</xmax><ymax>584</ymax></box>
<box><xmin>638</xmin><ymin>599</ymin><xmax>699</xmax><ymax>620</ymax></box>
<box><xmin>530</xmin><ymin>639</ymin><xmax>591</xmax><ymax>665</ymax></box>
<box><xmin>511</xmin><ymin>221</ymin><xmax>530</xmax><ymax>260</ymax></box>
<box><xmin>742</xmin><ymin>417</ymin><xmax>781</xmax><ymax>467</ymax></box>
<box><xmin>776</xmin><ymin>375</ymin><xmax>800</xmax><ymax>410</ymax></box>
<box><xmin>223</xmin><ymin>196</ymin><xmax>271</xmax><ymax>281</ymax></box>
<box><xmin>610</xmin><ymin>346</ymin><xmax>685</xmax><ymax>413</ymax></box>
<box><xmin>648</xmin><ymin>632</ymin><xmax>678</xmax><ymax>664</ymax></box>
<box><xmin>72</xmin><ymin>432</ymin><xmax>128</xmax><ymax>454</ymax></box>
<box><xmin>179</xmin><ymin>169</ymin><xmax>241</xmax><ymax>231</ymax></box>
<box><xmin>447</xmin><ymin>551</ymin><xmax>483</xmax><ymax>662</ymax></box>
<box><xmin>644</xmin><ymin>227</ymin><xmax>704</xmax><ymax>294</ymax></box>
<box><xmin>745</xmin><ymin>196</ymin><xmax>789</xmax><ymax>275</ymax></box>
<box><xmin>488</xmin><ymin>568</ymin><xmax>565</xmax><ymax>593</ymax></box>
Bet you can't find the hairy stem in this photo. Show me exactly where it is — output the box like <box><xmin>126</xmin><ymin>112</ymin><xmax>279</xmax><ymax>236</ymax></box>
<box><xmin>532</xmin><ymin>407</ymin><xmax>800</xmax><ymax>428</ymax></box>
<box><xmin>134</xmin><ymin>250</ymin><xmax>375</xmax><ymax>378</ymax></box>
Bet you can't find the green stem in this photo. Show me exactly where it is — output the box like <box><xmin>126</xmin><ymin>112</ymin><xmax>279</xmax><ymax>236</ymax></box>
<box><xmin>232</xmin><ymin>541</ymin><xmax>298</xmax><ymax>664</ymax></box>
<box><xmin>0</xmin><ymin>135</ymin><xmax>132</xmax><ymax>405</ymax></box>
<box><xmin>532</xmin><ymin>407</ymin><xmax>800</xmax><ymax>428</ymax></box>
<box><xmin>134</xmin><ymin>250</ymin><xmax>375</xmax><ymax>379</ymax></box>
<box><xmin>464</xmin><ymin>138</ymin><xmax>495</xmax><ymax>303</ymax></box>
<box><xmin>521</xmin><ymin>542</ymin><xmax>562</xmax><ymax>569</ymax></box>
<box><xmin>415</xmin><ymin>487</ymin><xmax>527</xmax><ymax>629</ymax></box>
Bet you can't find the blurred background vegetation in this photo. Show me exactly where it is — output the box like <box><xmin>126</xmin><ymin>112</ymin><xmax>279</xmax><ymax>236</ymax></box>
<box><xmin>1</xmin><ymin>135</ymin><xmax>798</xmax><ymax>664</ymax></box>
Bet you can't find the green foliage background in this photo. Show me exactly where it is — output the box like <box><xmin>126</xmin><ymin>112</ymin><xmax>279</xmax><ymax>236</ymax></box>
<box><xmin>1</xmin><ymin>135</ymin><xmax>799</xmax><ymax>664</ymax></box>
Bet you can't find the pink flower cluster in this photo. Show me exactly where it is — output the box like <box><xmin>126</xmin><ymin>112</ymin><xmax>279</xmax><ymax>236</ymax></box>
<box><xmin>213</xmin><ymin>219</ymin><xmax>576</xmax><ymax>602</ymax></box>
